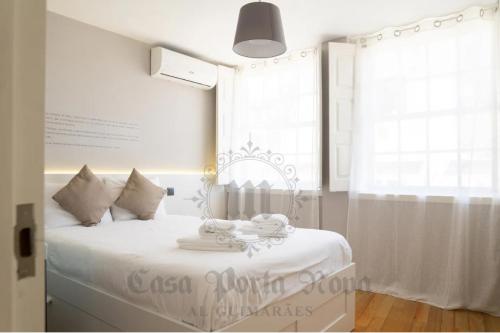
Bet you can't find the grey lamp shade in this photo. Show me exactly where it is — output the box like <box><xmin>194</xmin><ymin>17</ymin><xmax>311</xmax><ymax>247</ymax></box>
<box><xmin>233</xmin><ymin>2</ymin><xmax>286</xmax><ymax>58</ymax></box>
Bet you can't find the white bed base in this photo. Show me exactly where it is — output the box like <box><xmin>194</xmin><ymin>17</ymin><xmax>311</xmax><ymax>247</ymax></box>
<box><xmin>47</xmin><ymin>263</ymin><xmax>355</xmax><ymax>332</ymax></box>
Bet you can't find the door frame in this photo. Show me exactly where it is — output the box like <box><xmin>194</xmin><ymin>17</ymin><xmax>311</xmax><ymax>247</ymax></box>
<box><xmin>0</xmin><ymin>0</ymin><xmax>46</xmax><ymax>330</ymax></box>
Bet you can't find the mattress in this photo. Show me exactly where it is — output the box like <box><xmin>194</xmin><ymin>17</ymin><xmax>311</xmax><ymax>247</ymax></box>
<box><xmin>45</xmin><ymin>215</ymin><xmax>352</xmax><ymax>331</ymax></box>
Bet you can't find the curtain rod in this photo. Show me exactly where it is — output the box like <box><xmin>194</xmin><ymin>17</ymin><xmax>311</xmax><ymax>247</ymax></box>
<box><xmin>349</xmin><ymin>4</ymin><xmax>498</xmax><ymax>46</ymax></box>
<box><xmin>238</xmin><ymin>47</ymin><xmax>318</xmax><ymax>70</ymax></box>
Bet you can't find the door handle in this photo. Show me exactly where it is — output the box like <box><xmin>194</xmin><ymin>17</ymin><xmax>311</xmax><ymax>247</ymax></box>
<box><xmin>15</xmin><ymin>203</ymin><xmax>36</xmax><ymax>279</ymax></box>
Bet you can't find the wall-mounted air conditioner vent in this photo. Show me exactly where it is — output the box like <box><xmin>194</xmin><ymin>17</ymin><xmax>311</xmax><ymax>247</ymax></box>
<box><xmin>150</xmin><ymin>47</ymin><xmax>217</xmax><ymax>90</ymax></box>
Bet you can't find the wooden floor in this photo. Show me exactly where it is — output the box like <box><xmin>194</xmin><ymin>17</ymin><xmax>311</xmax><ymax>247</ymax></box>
<box><xmin>355</xmin><ymin>291</ymin><xmax>500</xmax><ymax>332</ymax></box>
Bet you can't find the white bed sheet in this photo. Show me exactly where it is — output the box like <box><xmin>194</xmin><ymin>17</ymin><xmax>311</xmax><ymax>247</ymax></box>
<box><xmin>45</xmin><ymin>215</ymin><xmax>352</xmax><ymax>331</ymax></box>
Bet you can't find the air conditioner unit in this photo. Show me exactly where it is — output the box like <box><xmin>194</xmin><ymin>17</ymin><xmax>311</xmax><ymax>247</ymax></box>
<box><xmin>150</xmin><ymin>47</ymin><xmax>217</xmax><ymax>90</ymax></box>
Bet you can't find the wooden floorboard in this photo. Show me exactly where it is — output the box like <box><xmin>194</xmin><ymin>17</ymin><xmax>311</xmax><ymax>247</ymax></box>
<box><xmin>484</xmin><ymin>314</ymin><xmax>500</xmax><ymax>331</ymax></box>
<box><xmin>410</xmin><ymin>302</ymin><xmax>430</xmax><ymax>331</ymax></box>
<box><xmin>355</xmin><ymin>291</ymin><xmax>500</xmax><ymax>332</ymax></box>
<box><xmin>423</xmin><ymin>306</ymin><xmax>442</xmax><ymax>331</ymax></box>
<box><xmin>440</xmin><ymin>309</ymin><xmax>454</xmax><ymax>331</ymax></box>
<box><xmin>356</xmin><ymin>293</ymin><xmax>395</xmax><ymax>331</ymax></box>
<box><xmin>380</xmin><ymin>297</ymin><xmax>418</xmax><ymax>331</ymax></box>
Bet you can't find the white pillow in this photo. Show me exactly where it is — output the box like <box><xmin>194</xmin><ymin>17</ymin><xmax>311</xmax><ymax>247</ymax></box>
<box><xmin>101</xmin><ymin>210</ymin><xmax>113</xmax><ymax>224</ymax></box>
<box><xmin>45</xmin><ymin>183</ymin><xmax>113</xmax><ymax>228</ymax></box>
<box><xmin>103</xmin><ymin>176</ymin><xmax>167</xmax><ymax>221</ymax></box>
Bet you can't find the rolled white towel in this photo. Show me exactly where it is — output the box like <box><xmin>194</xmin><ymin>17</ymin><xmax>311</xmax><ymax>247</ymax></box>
<box><xmin>199</xmin><ymin>219</ymin><xmax>236</xmax><ymax>238</ymax></box>
<box><xmin>251</xmin><ymin>214</ymin><xmax>289</xmax><ymax>227</ymax></box>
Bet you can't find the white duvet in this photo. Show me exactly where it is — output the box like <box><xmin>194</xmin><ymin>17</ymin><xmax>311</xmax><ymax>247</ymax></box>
<box><xmin>45</xmin><ymin>215</ymin><xmax>352</xmax><ymax>331</ymax></box>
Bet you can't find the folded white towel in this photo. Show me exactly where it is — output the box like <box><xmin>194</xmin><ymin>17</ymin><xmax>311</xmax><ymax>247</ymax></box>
<box><xmin>239</xmin><ymin>220</ymin><xmax>288</xmax><ymax>238</ymax></box>
<box><xmin>240</xmin><ymin>223</ymin><xmax>287</xmax><ymax>231</ymax></box>
<box><xmin>251</xmin><ymin>214</ymin><xmax>289</xmax><ymax>226</ymax></box>
<box><xmin>177</xmin><ymin>236</ymin><xmax>246</xmax><ymax>252</ymax></box>
<box><xmin>249</xmin><ymin>221</ymin><xmax>285</xmax><ymax>229</ymax></box>
<box><xmin>199</xmin><ymin>230</ymin><xmax>241</xmax><ymax>240</ymax></box>
<box><xmin>239</xmin><ymin>228</ymin><xmax>288</xmax><ymax>238</ymax></box>
<box><xmin>177</xmin><ymin>232</ymin><xmax>260</xmax><ymax>252</ymax></box>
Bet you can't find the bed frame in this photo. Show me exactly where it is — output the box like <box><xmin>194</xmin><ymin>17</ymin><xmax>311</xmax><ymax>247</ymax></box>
<box><xmin>46</xmin><ymin>263</ymin><xmax>355</xmax><ymax>332</ymax></box>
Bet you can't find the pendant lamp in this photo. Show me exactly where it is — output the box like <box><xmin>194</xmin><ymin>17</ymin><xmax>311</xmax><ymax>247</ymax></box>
<box><xmin>233</xmin><ymin>1</ymin><xmax>286</xmax><ymax>58</ymax></box>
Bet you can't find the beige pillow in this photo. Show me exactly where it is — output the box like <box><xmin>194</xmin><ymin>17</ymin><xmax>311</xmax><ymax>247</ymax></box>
<box><xmin>114</xmin><ymin>169</ymin><xmax>166</xmax><ymax>220</ymax></box>
<box><xmin>52</xmin><ymin>165</ymin><xmax>114</xmax><ymax>226</ymax></box>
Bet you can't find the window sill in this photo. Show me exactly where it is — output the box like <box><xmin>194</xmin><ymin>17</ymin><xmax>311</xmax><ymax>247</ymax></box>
<box><xmin>352</xmin><ymin>192</ymin><xmax>497</xmax><ymax>205</ymax></box>
<box><xmin>224</xmin><ymin>186</ymin><xmax>323</xmax><ymax>197</ymax></box>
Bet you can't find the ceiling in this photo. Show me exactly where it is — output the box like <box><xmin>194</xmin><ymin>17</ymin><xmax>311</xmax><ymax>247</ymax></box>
<box><xmin>47</xmin><ymin>0</ymin><xmax>495</xmax><ymax>66</ymax></box>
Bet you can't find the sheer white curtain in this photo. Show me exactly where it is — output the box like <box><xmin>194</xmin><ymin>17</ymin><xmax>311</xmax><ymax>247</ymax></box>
<box><xmin>348</xmin><ymin>6</ymin><xmax>500</xmax><ymax>315</ymax></box>
<box><xmin>223</xmin><ymin>48</ymin><xmax>321</xmax><ymax>190</ymax></box>
<box><xmin>218</xmin><ymin>48</ymin><xmax>321</xmax><ymax>228</ymax></box>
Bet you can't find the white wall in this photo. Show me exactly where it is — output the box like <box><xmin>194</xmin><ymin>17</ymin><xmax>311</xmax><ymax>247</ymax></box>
<box><xmin>45</xmin><ymin>12</ymin><xmax>226</xmax><ymax>218</ymax></box>
<box><xmin>45</xmin><ymin>12</ymin><xmax>216</xmax><ymax>173</ymax></box>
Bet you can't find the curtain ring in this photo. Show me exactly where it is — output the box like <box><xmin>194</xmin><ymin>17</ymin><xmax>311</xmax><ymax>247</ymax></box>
<box><xmin>301</xmin><ymin>51</ymin><xmax>307</xmax><ymax>57</ymax></box>
<box><xmin>377</xmin><ymin>34</ymin><xmax>383</xmax><ymax>40</ymax></box>
<box><xmin>394</xmin><ymin>30</ymin><xmax>401</xmax><ymax>37</ymax></box>
<box><xmin>433</xmin><ymin>20</ymin><xmax>442</xmax><ymax>28</ymax></box>
<box><xmin>456</xmin><ymin>14</ymin><xmax>463</xmax><ymax>22</ymax></box>
<box><xmin>414</xmin><ymin>25</ymin><xmax>421</xmax><ymax>32</ymax></box>
<box><xmin>273</xmin><ymin>58</ymin><xmax>279</xmax><ymax>64</ymax></box>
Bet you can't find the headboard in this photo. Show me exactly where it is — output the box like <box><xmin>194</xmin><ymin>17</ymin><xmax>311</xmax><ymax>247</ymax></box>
<box><xmin>44</xmin><ymin>173</ymin><xmax>226</xmax><ymax>219</ymax></box>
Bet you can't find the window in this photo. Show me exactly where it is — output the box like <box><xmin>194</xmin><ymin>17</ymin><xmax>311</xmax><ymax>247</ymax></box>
<box><xmin>353</xmin><ymin>17</ymin><xmax>498</xmax><ymax>196</ymax></box>
<box><xmin>217</xmin><ymin>49</ymin><xmax>321</xmax><ymax>190</ymax></box>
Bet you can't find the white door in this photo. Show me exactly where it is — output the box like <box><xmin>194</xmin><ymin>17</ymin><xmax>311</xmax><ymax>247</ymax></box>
<box><xmin>0</xmin><ymin>0</ymin><xmax>46</xmax><ymax>330</ymax></box>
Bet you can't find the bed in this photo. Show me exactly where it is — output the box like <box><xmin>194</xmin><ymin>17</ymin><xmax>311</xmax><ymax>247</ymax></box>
<box><xmin>45</xmin><ymin>214</ymin><xmax>355</xmax><ymax>332</ymax></box>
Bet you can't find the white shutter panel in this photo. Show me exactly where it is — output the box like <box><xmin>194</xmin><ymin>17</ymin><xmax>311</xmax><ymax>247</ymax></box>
<box><xmin>328</xmin><ymin>42</ymin><xmax>355</xmax><ymax>192</ymax></box>
<box><xmin>216</xmin><ymin>65</ymin><xmax>235</xmax><ymax>184</ymax></box>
